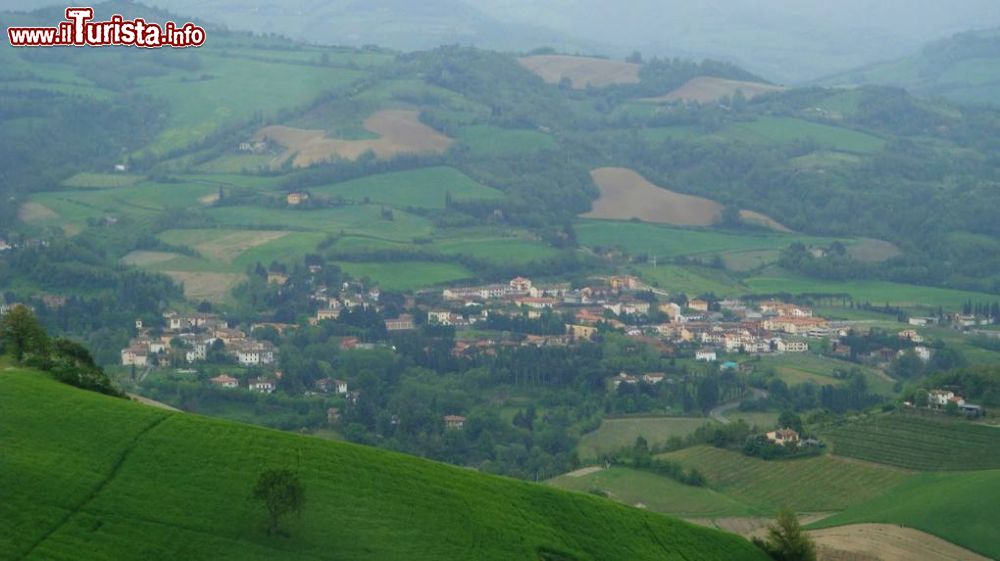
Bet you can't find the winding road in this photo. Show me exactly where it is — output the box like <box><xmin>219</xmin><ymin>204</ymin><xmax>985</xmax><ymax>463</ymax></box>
<box><xmin>710</xmin><ymin>388</ymin><xmax>768</xmax><ymax>424</ymax></box>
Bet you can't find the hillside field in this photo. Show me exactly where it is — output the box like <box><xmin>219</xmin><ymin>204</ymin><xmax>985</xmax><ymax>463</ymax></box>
<box><xmin>809</xmin><ymin>470</ymin><xmax>1000</xmax><ymax>560</ymax></box>
<box><xmin>517</xmin><ymin>55</ymin><xmax>640</xmax><ymax>89</ymax></box>
<box><xmin>549</xmin><ymin>467</ymin><xmax>759</xmax><ymax>518</ymax></box>
<box><xmin>823</xmin><ymin>413</ymin><xmax>1000</xmax><ymax>471</ymax></box>
<box><xmin>0</xmin><ymin>370</ymin><xmax>769</xmax><ymax>561</ymax></box>
<box><xmin>659</xmin><ymin>446</ymin><xmax>912</xmax><ymax>513</ymax></box>
<box><xmin>577</xmin><ymin>417</ymin><xmax>712</xmax><ymax>459</ymax></box>
<box><xmin>643</xmin><ymin>76</ymin><xmax>786</xmax><ymax>104</ymax></box>
<box><xmin>310</xmin><ymin>166</ymin><xmax>503</xmax><ymax>209</ymax></box>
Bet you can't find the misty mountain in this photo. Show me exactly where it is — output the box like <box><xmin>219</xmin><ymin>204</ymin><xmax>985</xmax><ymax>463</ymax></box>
<box><xmin>819</xmin><ymin>28</ymin><xmax>1000</xmax><ymax>104</ymax></box>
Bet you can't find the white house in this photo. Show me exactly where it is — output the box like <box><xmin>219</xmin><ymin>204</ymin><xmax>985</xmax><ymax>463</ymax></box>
<box><xmin>249</xmin><ymin>378</ymin><xmax>276</xmax><ymax>393</ymax></box>
<box><xmin>695</xmin><ymin>349</ymin><xmax>717</xmax><ymax>362</ymax></box>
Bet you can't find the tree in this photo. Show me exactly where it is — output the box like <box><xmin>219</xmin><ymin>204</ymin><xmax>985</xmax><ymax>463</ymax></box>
<box><xmin>753</xmin><ymin>508</ymin><xmax>816</xmax><ymax>561</ymax></box>
<box><xmin>251</xmin><ymin>469</ymin><xmax>306</xmax><ymax>536</ymax></box>
<box><xmin>777</xmin><ymin>410</ymin><xmax>803</xmax><ymax>434</ymax></box>
<box><xmin>0</xmin><ymin>305</ymin><xmax>49</xmax><ymax>363</ymax></box>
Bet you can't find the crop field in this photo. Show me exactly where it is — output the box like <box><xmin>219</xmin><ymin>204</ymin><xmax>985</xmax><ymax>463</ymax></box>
<box><xmin>756</xmin><ymin>354</ymin><xmax>896</xmax><ymax>395</ymax></box>
<box><xmin>310</xmin><ymin>166</ymin><xmax>503</xmax><ymax>209</ymax></box>
<box><xmin>205</xmin><ymin>205</ymin><xmax>434</xmax><ymax>242</ymax></box>
<box><xmin>61</xmin><ymin>173</ymin><xmax>144</xmax><ymax>189</ymax></box>
<box><xmin>577</xmin><ymin>417</ymin><xmax>712</xmax><ymax>459</ymax></box>
<box><xmin>334</xmin><ymin>261</ymin><xmax>474</xmax><ymax>291</ymax></box>
<box><xmin>717</xmin><ymin>117</ymin><xmax>886</xmax><ymax>154</ymax></box>
<box><xmin>719</xmin><ymin>249</ymin><xmax>782</xmax><ymax>272</ymax></box>
<box><xmin>549</xmin><ymin>467</ymin><xmax>758</xmax><ymax>517</ymax></box>
<box><xmin>517</xmin><ymin>55</ymin><xmax>640</xmax><ymax>89</ymax></box>
<box><xmin>823</xmin><ymin>414</ymin><xmax>1000</xmax><ymax>471</ymax></box>
<box><xmin>435</xmin><ymin>237</ymin><xmax>561</xmax><ymax>264</ymax></box>
<box><xmin>0</xmin><ymin>371</ymin><xmax>769</xmax><ymax>561</ymax></box>
<box><xmin>743</xmin><ymin>273</ymin><xmax>997</xmax><ymax>310</ymax></box>
<box><xmin>255</xmin><ymin>110</ymin><xmax>453</xmax><ymax>168</ymax></box>
<box><xmin>809</xmin><ymin>524</ymin><xmax>991</xmax><ymax>561</ymax></box>
<box><xmin>455</xmin><ymin>125</ymin><xmax>556</xmax><ymax>156</ymax></box>
<box><xmin>660</xmin><ymin>446</ymin><xmax>913</xmax><ymax>513</ymax></box>
<box><xmin>723</xmin><ymin>411</ymin><xmax>780</xmax><ymax>430</ymax></box>
<box><xmin>643</xmin><ymin>76</ymin><xmax>786</xmax><ymax>104</ymax></box>
<box><xmin>809</xmin><ymin>470</ymin><xmax>1000</xmax><ymax>560</ymax></box>
<box><xmin>574</xmin><ymin>219</ymin><xmax>840</xmax><ymax>259</ymax></box>
<box><xmin>135</xmin><ymin>53</ymin><xmax>367</xmax><ymax>157</ymax></box>
<box><xmin>636</xmin><ymin>264</ymin><xmax>748</xmax><ymax>296</ymax></box>
<box><xmin>162</xmin><ymin>271</ymin><xmax>244</xmax><ymax>303</ymax></box>
<box><xmin>846</xmin><ymin>238</ymin><xmax>901</xmax><ymax>262</ymax></box>
<box><xmin>583</xmin><ymin>167</ymin><xmax>723</xmax><ymax>226</ymax></box>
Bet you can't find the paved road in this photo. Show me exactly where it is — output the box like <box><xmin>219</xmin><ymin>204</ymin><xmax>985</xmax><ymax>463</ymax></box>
<box><xmin>710</xmin><ymin>388</ymin><xmax>768</xmax><ymax>424</ymax></box>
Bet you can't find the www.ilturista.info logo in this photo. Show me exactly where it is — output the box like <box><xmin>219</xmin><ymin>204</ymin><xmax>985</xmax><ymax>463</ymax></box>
<box><xmin>7</xmin><ymin>7</ymin><xmax>206</xmax><ymax>48</ymax></box>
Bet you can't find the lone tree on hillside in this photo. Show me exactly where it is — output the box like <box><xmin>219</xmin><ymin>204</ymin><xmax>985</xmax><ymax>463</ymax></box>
<box><xmin>252</xmin><ymin>469</ymin><xmax>306</xmax><ymax>536</ymax></box>
<box><xmin>753</xmin><ymin>508</ymin><xmax>816</xmax><ymax>561</ymax></box>
<box><xmin>0</xmin><ymin>305</ymin><xmax>49</xmax><ymax>363</ymax></box>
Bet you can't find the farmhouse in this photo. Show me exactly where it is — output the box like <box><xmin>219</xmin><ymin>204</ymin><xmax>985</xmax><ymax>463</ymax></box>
<box><xmin>385</xmin><ymin>314</ymin><xmax>415</xmax><ymax>331</ymax></box>
<box><xmin>120</xmin><ymin>345</ymin><xmax>149</xmax><ymax>367</ymax></box>
<box><xmin>897</xmin><ymin>329</ymin><xmax>924</xmax><ymax>343</ymax></box>
<box><xmin>566</xmin><ymin>324</ymin><xmax>598</xmax><ymax>340</ymax></box>
<box><xmin>642</xmin><ymin>372</ymin><xmax>666</xmax><ymax>384</ymax></box>
<box><xmin>688</xmin><ymin>299</ymin><xmax>710</xmax><ymax>312</ymax></box>
<box><xmin>695</xmin><ymin>349</ymin><xmax>717</xmax><ymax>362</ymax></box>
<box><xmin>210</xmin><ymin>374</ymin><xmax>239</xmax><ymax>389</ymax></box>
<box><xmin>248</xmin><ymin>378</ymin><xmax>276</xmax><ymax>393</ymax></box>
<box><xmin>315</xmin><ymin>307</ymin><xmax>341</xmax><ymax>322</ymax></box>
<box><xmin>443</xmin><ymin>415</ymin><xmax>467</xmax><ymax>430</ymax></box>
<box><xmin>267</xmin><ymin>272</ymin><xmax>289</xmax><ymax>285</ymax></box>
<box><xmin>286</xmin><ymin>191</ymin><xmax>310</xmax><ymax>206</ymax></box>
<box><xmin>766</xmin><ymin>428</ymin><xmax>800</xmax><ymax>445</ymax></box>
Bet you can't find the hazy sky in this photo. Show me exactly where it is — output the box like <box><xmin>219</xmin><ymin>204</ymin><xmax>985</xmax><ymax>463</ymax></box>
<box><xmin>3</xmin><ymin>0</ymin><xmax>998</xmax><ymax>81</ymax></box>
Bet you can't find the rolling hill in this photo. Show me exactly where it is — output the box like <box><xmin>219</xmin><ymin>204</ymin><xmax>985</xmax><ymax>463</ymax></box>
<box><xmin>0</xmin><ymin>369</ymin><xmax>770</xmax><ymax>561</ymax></box>
<box><xmin>821</xmin><ymin>28</ymin><xmax>1000</xmax><ymax>103</ymax></box>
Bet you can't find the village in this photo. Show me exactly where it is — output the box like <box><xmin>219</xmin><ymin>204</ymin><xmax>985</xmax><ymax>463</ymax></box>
<box><xmin>111</xmin><ymin>269</ymin><xmax>991</xmax><ymax>427</ymax></box>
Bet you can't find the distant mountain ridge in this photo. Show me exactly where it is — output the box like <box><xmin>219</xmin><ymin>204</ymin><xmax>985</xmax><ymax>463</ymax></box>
<box><xmin>819</xmin><ymin>28</ymin><xmax>1000</xmax><ymax>104</ymax></box>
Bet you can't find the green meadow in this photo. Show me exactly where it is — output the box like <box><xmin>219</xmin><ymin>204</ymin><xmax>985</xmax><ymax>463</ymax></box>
<box><xmin>718</xmin><ymin>117</ymin><xmax>886</xmax><ymax>153</ymax></box>
<box><xmin>455</xmin><ymin>125</ymin><xmax>556</xmax><ymax>156</ymax></box>
<box><xmin>635</xmin><ymin>264</ymin><xmax>748</xmax><ymax>296</ymax></box>
<box><xmin>310</xmin><ymin>166</ymin><xmax>504</xmax><ymax>209</ymax></box>
<box><xmin>756</xmin><ymin>354</ymin><xmax>896</xmax><ymax>396</ymax></box>
<box><xmin>809</xmin><ymin>470</ymin><xmax>1000</xmax><ymax>559</ymax></box>
<box><xmin>577</xmin><ymin>417</ymin><xmax>711</xmax><ymax>460</ymax></box>
<box><xmin>335</xmin><ymin>261</ymin><xmax>475</xmax><ymax>291</ymax></box>
<box><xmin>549</xmin><ymin>467</ymin><xmax>759</xmax><ymax>518</ymax></box>
<box><xmin>0</xmin><ymin>370</ymin><xmax>769</xmax><ymax>561</ymax></box>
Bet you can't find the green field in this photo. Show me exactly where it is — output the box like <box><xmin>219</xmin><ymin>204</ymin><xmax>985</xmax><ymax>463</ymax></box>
<box><xmin>0</xmin><ymin>370</ymin><xmax>769</xmax><ymax>561</ymax></box>
<box><xmin>206</xmin><ymin>205</ymin><xmax>434</xmax><ymax>241</ymax></box>
<box><xmin>755</xmin><ymin>354</ymin><xmax>896</xmax><ymax>396</ymax></box>
<box><xmin>549</xmin><ymin>467</ymin><xmax>759</xmax><ymax>517</ymax></box>
<box><xmin>577</xmin><ymin>417</ymin><xmax>711</xmax><ymax>459</ymax></box>
<box><xmin>744</xmin><ymin>273</ymin><xmax>998</xmax><ymax>310</ymax></box>
<box><xmin>636</xmin><ymin>264</ymin><xmax>747</xmax><ymax>297</ymax></box>
<box><xmin>310</xmin><ymin>167</ymin><xmax>504</xmax><ymax>209</ymax></box>
<box><xmin>659</xmin><ymin>446</ymin><xmax>912</xmax><ymax>513</ymax></box>
<box><xmin>823</xmin><ymin>414</ymin><xmax>1000</xmax><ymax>471</ymax></box>
<box><xmin>809</xmin><ymin>470</ymin><xmax>1000</xmax><ymax>559</ymax></box>
<box><xmin>575</xmin><ymin>220</ymin><xmax>839</xmax><ymax>260</ymax></box>
<box><xmin>61</xmin><ymin>173</ymin><xmax>144</xmax><ymax>189</ymax></box>
<box><xmin>455</xmin><ymin>125</ymin><xmax>556</xmax><ymax>156</ymax></box>
<box><xmin>149</xmin><ymin>229</ymin><xmax>328</xmax><ymax>273</ymax></box>
<box><xmin>718</xmin><ymin>117</ymin><xmax>886</xmax><ymax>154</ymax></box>
<box><xmin>335</xmin><ymin>261</ymin><xmax>474</xmax><ymax>291</ymax></box>
<box><xmin>435</xmin><ymin>237</ymin><xmax>561</xmax><ymax>264</ymax></box>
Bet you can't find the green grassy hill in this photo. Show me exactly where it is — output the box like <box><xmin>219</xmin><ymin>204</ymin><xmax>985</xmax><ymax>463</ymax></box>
<box><xmin>808</xmin><ymin>470</ymin><xmax>1000</xmax><ymax>559</ymax></box>
<box><xmin>823</xmin><ymin>413</ymin><xmax>1000</xmax><ymax>471</ymax></box>
<box><xmin>658</xmin><ymin>446</ymin><xmax>912</xmax><ymax>513</ymax></box>
<box><xmin>0</xmin><ymin>370</ymin><xmax>769</xmax><ymax>561</ymax></box>
<box><xmin>821</xmin><ymin>28</ymin><xmax>1000</xmax><ymax>104</ymax></box>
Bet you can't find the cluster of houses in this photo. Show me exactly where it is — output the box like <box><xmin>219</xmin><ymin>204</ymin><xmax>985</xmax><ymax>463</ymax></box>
<box><xmin>416</xmin><ymin>276</ymin><xmax>827</xmax><ymax>359</ymax></box>
<box><xmin>918</xmin><ymin>389</ymin><xmax>983</xmax><ymax>417</ymax></box>
<box><xmin>121</xmin><ymin>311</ymin><xmax>277</xmax><ymax>368</ymax></box>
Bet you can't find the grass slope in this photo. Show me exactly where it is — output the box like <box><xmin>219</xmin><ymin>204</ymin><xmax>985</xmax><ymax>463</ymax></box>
<box><xmin>659</xmin><ymin>446</ymin><xmax>912</xmax><ymax>513</ymax></box>
<box><xmin>549</xmin><ymin>467</ymin><xmax>758</xmax><ymax>518</ymax></box>
<box><xmin>809</xmin><ymin>470</ymin><xmax>1000</xmax><ymax>559</ymax></box>
<box><xmin>0</xmin><ymin>370</ymin><xmax>769</xmax><ymax>561</ymax></box>
<box><xmin>823</xmin><ymin>413</ymin><xmax>1000</xmax><ymax>471</ymax></box>
<box><xmin>577</xmin><ymin>417</ymin><xmax>710</xmax><ymax>460</ymax></box>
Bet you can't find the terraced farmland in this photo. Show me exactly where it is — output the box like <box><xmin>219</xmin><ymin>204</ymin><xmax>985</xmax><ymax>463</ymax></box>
<box><xmin>823</xmin><ymin>414</ymin><xmax>1000</xmax><ymax>471</ymax></box>
<box><xmin>660</xmin><ymin>446</ymin><xmax>912</xmax><ymax>512</ymax></box>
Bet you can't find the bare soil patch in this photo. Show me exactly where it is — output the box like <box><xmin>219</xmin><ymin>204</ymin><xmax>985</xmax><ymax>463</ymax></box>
<box><xmin>809</xmin><ymin>524</ymin><xmax>990</xmax><ymax>561</ymax></box>
<box><xmin>18</xmin><ymin>202</ymin><xmax>58</xmax><ymax>223</ymax></box>
<box><xmin>644</xmin><ymin>76</ymin><xmax>785</xmax><ymax>104</ymax></box>
<box><xmin>163</xmin><ymin>271</ymin><xmax>242</xmax><ymax>303</ymax></box>
<box><xmin>739</xmin><ymin>210</ymin><xmax>792</xmax><ymax>232</ymax></box>
<box><xmin>254</xmin><ymin>109</ymin><xmax>452</xmax><ymax>168</ymax></box>
<box><xmin>518</xmin><ymin>55</ymin><xmax>640</xmax><ymax>89</ymax></box>
<box><xmin>584</xmin><ymin>167</ymin><xmax>722</xmax><ymax>226</ymax></box>
<box><xmin>120</xmin><ymin>250</ymin><xmax>181</xmax><ymax>267</ymax></box>
<box><xmin>563</xmin><ymin>466</ymin><xmax>605</xmax><ymax>478</ymax></box>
